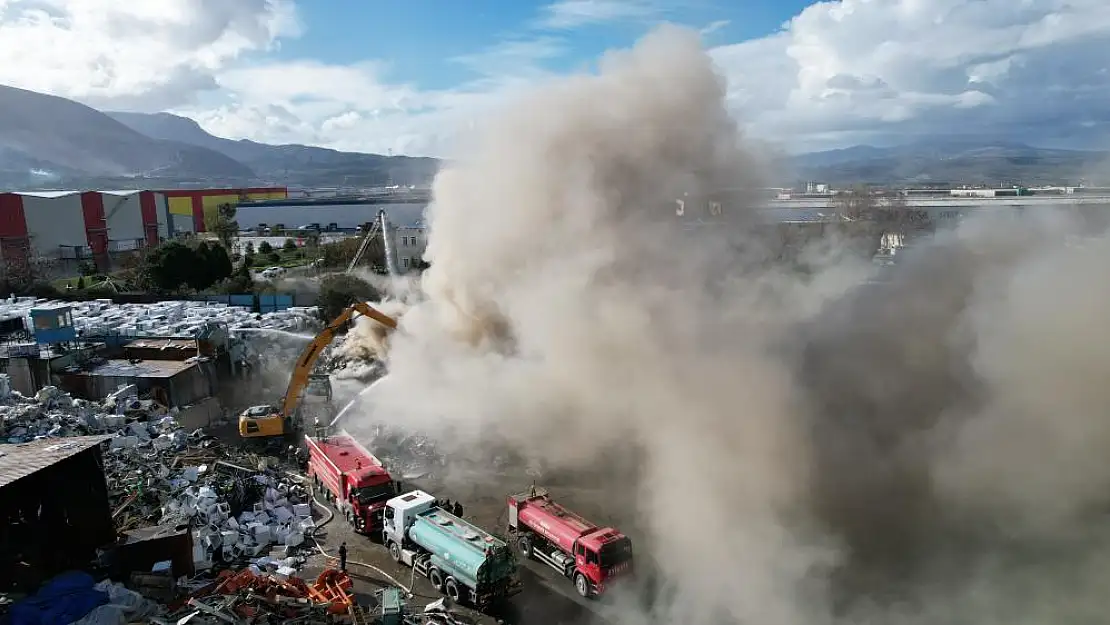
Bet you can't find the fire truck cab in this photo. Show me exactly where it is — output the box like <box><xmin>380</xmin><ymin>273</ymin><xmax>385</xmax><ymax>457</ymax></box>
<box><xmin>507</xmin><ymin>487</ymin><xmax>633</xmax><ymax>598</ymax></box>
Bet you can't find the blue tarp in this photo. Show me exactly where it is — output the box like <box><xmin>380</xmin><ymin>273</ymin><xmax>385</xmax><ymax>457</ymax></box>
<box><xmin>10</xmin><ymin>572</ymin><xmax>109</xmax><ymax>625</ymax></box>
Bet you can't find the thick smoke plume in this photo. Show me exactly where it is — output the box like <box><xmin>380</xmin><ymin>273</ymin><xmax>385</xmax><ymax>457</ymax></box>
<box><xmin>343</xmin><ymin>24</ymin><xmax>1110</xmax><ymax>625</ymax></box>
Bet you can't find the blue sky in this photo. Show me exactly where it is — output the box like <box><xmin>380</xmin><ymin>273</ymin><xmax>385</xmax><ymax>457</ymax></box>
<box><xmin>280</xmin><ymin>0</ymin><xmax>812</xmax><ymax>91</ymax></box>
<box><xmin>1</xmin><ymin>0</ymin><xmax>1108</xmax><ymax>156</ymax></box>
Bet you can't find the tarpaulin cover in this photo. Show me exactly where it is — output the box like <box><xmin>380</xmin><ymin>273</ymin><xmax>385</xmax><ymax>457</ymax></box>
<box><xmin>9</xmin><ymin>572</ymin><xmax>109</xmax><ymax>625</ymax></box>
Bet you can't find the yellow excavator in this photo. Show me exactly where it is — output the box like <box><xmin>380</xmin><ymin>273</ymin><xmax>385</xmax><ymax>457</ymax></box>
<box><xmin>238</xmin><ymin>301</ymin><xmax>398</xmax><ymax>441</ymax></box>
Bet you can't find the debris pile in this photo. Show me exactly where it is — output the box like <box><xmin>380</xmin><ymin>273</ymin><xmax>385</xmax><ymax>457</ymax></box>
<box><xmin>0</xmin><ymin>380</ymin><xmax>320</xmax><ymax>576</ymax></box>
<box><xmin>9</xmin><ymin>572</ymin><xmax>162</xmax><ymax>625</ymax></box>
<box><xmin>97</xmin><ymin>411</ymin><xmax>318</xmax><ymax>571</ymax></box>
<box><xmin>160</xmin><ymin>468</ymin><xmax>316</xmax><ymax>571</ymax></box>
<box><xmin>360</xmin><ymin>424</ymin><xmax>444</xmax><ymax>481</ymax></box>
<box><xmin>0</xmin><ymin>296</ymin><xmax>320</xmax><ymax>340</ymax></box>
<box><xmin>165</xmin><ymin>567</ymin><xmax>343</xmax><ymax>624</ymax></box>
<box><xmin>0</xmin><ymin>384</ymin><xmax>111</xmax><ymax>442</ymax></box>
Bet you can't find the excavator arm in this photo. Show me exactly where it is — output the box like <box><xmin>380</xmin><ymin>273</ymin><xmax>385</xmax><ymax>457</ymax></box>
<box><xmin>279</xmin><ymin>302</ymin><xmax>398</xmax><ymax>418</ymax></box>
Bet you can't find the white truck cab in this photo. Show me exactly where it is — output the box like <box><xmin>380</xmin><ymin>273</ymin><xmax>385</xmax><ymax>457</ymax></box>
<box><xmin>382</xmin><ymin>489</ymin><xmax>437</xmax><ymax>556</ymax></box>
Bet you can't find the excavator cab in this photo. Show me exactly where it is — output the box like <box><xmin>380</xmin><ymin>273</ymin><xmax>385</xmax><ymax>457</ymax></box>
<box><xmin>238</xmin><ymin>404</ymin><xmax>287</xmax><ymax>438</ymax></box>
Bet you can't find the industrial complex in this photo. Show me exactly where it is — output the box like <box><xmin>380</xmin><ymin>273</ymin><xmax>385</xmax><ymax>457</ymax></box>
<box><xmin>3</xmin><ymin>180</ymin><xmax>1110</xmax><ymax>281</ymax></box>
<box><xmin>0</xmin><ymin>187</ymin><xmax>287</xmax><ymax>275</ymax></box>
<box><xmin>0</xmin><ymin>178</ymin><xmax>1107</xmax><ymax>624</ymax></box>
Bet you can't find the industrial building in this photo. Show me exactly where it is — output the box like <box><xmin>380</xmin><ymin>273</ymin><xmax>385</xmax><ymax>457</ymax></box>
<box><xmin>161</xmin><ymin>187</ymin><xmax>287</xmax><ymax>235</ymax></box>
<box><xmin>235</xmin><ymin>196</ymin><xmax>427</xmax><ymax>231</ymax></box>
<box><xmin>236</xmin><ymin>196</ymin><xmax>430</xmax><ymax>269</ymax></box>
<box><xmin>0</xmin><ymin>435</ymin><xmax>116</xmax><ymax>593</ymax></box>
<box><xmin>59</xmin><ymin>358</ymin><xmax>218</xmax><ymax>409</ymax></box>
<box><xmin>0</xmin><ymin>187</ymin><xmax>286</xmax><ymax>276</ymax></box>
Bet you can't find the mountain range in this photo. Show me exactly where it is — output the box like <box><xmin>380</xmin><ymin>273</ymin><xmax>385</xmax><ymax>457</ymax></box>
<box><xmin>0</xmin><ymin>84</ymin><xmax>438</xmax><ymax>190</ymax></box>
<box><xmin>0</xmin><ymin>83</ymin><xmax>1106</xmax><ymax>190</ymax></box>
<box><xmin>785</xmin><ymin>138</ymin><xmax>1110</xmax><ymax>187</ymax></box>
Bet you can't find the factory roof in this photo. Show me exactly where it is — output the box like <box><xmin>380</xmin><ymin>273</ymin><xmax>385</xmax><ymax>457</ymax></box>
<box><xmin>2</xmin><ymin>190</ymin><xmax>143</xmax><ymax>198</ymax></box>
<box><xmin>123</xmin><ymin>338</ymin><xmax>199</xmax><ymax>352</ymax></box>
<box><xmin>76</xmin><ymin>358</ymin><xmax>197</xmax><ymax>379</ymax></box>
<box><xmin>30</xmin><ymin>303</ymin><xmax>72</xmax><ymax>313</ymax></box>
<box><xmin>0</xmin><ymin>435</ymin><xmax>112</xmax><ymax>489</ymax></box>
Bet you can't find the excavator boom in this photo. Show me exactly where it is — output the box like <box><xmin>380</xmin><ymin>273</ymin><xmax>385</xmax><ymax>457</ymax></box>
<box><xmin>280</xmin><ymin>302</ymin><xmax>398</xmax><ymax>417</ymax></box>
<box><xmin>239</xmin><ymin>301</ymin><xmax>397</xmax><ymax>439</ymax></box>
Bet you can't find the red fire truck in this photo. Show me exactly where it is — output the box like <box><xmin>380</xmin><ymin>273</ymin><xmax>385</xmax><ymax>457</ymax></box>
<box><xmin>507</xmin><ymin>487</ymin><xmax>634</xmax><ymax>598</ymax></box>
<box><xmin>306</xmin><ymin>431</ymin><xmax>401</xmax><ymax>535</ymax></box>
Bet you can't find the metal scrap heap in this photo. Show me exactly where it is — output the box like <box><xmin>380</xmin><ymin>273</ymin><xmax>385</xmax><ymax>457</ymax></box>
<box><xmin>171</xmin><ymin>567</ymin><xmax>354</xmax><ymax>624</ymax></box>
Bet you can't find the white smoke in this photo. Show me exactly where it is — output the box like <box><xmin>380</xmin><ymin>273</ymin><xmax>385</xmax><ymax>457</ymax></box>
<box><xmin>338</xmin><ymin>24</ymin><xmax>1110</xmax><ymax>625</ymax></box>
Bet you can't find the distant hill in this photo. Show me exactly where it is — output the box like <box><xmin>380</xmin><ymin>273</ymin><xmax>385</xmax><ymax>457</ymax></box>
<box><xmin>0</xmin><ymin>85</ymin><xmax>255</xmax><ymax>187</ymax></box>
<box><xmin>1</xmin><ymin>82</ymin><xmax>1104</xmax><ymax>191</ymax></box>
<box><xmin>107</xmin><ymin>111</ymin><xmax>440</xmax><ymax>188</ymax></box>
<box><xmin>787</xmin><ymin>138</ymin><xmax>1110</xmax><ymax>186</ymax></box>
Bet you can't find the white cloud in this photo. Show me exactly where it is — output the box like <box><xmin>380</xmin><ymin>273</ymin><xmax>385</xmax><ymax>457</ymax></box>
<box><xmin>714</xmin><ymin>0</ymin><xmax>1110</xmax><ymax>151</ymax></box>
<box><xmin>0</xmin><ymin>0</ymin><xmax>299</xmax><ymax>110</ymax></box>
<box><xmin>535</xmin><ymin>0</ymin><xmax>664</xmax><ymax>29</ymax></box>
<box><xmin>700</xmin><ymin>19</ymin><xmax>730</xmax><ymax>36</ymax></box>
<box><xmin>450</xmin><ymin>38</ymin><xmax>567</xmax><ymax>79</ymax></box>
<box><xmin>3</xmin><ymin>0</ymin><xmax>1110</xmax><ymax>157</ymax></box>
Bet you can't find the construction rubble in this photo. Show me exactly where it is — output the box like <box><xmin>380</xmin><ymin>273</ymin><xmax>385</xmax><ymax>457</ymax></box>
<box><xmin>1</xmin><ymin>379</ymin><xmax>484</xmax><ymax>625</ymax></box>
<box><xmin>0</xmin><ymin>381</ymin><xmax>318</xmax><ymax>572</ymax></box>
<box><xmin>0</xmin><ymin>296</ymin><xmax>320</xmax><ymax>340</ymax></box>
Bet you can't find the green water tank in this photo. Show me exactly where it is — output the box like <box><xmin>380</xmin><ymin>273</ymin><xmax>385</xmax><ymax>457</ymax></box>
<box><xmin>377</xmin><ymin>587</ymin><xmax>405</xmax><ymax>625</ymax></box>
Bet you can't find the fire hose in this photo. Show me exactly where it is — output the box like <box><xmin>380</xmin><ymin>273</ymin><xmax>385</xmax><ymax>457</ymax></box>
<box><xmin>309</xmin><ymin>492</ymin><xmax>414</xmax><ymax>597</ymax></box>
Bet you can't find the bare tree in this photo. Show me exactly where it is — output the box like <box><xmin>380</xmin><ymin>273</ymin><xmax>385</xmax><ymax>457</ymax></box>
<box><xmin>833</xmin><ymin>186</ymin><xmax>931</xmax><ymax>256</ymax></box>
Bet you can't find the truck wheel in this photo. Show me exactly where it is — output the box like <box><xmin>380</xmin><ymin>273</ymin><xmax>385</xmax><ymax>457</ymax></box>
<box><xmin>517</xmin><ymin>535</ymin><xmax>533</xmax><ymax>559</ymax></box>
<box><xmin>574</xmin><ymin>573</ymin><xmax>590</xmax><ymax>598</ymax></box>
<box><xmin>445</xmin><ymin>578</ymin><xmax>461</xmax><ymax>603</ymax></box>
<box><xmin>388</xmin><ymin>542</ymin><xmax>401</xmax><ymax>563</ymax></box>
<box><xmin>428</xmin><ymin>568</ymin><xmax>444</xmax><ymax>591</ymax></box>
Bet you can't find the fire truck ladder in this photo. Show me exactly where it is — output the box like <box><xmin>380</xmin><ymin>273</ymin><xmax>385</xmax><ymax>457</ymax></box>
<box><xmin>346</xmin><ymin>214</ymin><xmax>382</xmax><ymax>273</ymax></box>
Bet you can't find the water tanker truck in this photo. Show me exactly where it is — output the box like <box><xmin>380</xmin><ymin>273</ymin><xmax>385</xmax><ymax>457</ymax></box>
<box><xmin>383</xmin><ymin>490</ymin><xmax>522</xmax><ymax>608</ymax></box>
<box><xmin>306</xmin><ymin>431</ymin><xmax>400</xmax><ymax>534</ymax></box>
<box><xmin>508</xmin><ymin>486</ymin><xmax>634</xmax><ymax>598</ymax></box>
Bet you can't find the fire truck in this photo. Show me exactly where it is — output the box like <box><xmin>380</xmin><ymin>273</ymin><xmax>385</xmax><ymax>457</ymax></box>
<box><xmin>306</xmin><ymin>430</ymin><xmax>401</xmax><ymax>535</ymax></box>
<box><xmin>507</xmin><ymin>487</ymin><xmax>634</xmax><ymax>598</ymax></box>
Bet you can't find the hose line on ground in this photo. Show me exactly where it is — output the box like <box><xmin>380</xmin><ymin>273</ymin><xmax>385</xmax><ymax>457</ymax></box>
<box><xmin>309</xmin><ymin>494</ymin><xmax>414</xmax><ymax>596</ymax></box>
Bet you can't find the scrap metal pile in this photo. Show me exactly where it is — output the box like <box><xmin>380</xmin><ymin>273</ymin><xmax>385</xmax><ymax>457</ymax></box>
<box><xmin>107</xmin><ymin>445</ymin><xmax>318</xmax><ymax>570</ymax></box>
<box><xmin>0</xmin><ymin>296</ymin><xmax>320</xmax><ymax>339</ymax></box>
<box><xmin>1</xmin><ymin>378</ymin><xmax>483</xmax><ymax>624</ymax></box>
<box><xmin>0</xmin><ymin>379</ymin><xmax>320</xmax><ymax>570</ymax></box>
<box><xmin>0</xmin><ymin>381</ymin><xmax>368</xmax><ymax>624</ymax></box>
<box><xmin>167</xmin><ymin>567</ymin><xmax>355</xmax><ymax>624</ymax></box>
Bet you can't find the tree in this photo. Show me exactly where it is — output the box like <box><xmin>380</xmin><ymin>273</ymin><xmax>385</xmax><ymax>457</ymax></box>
<box><xmin>833</xmin><ymin>186</ymin><xmax>930</xmax><ymax>256</ymax></box>
<box><xmin>76</xmin><ymin>276</ymin><xmax>85</xmax><ymax>290</ymax></box>
<box><xmin>191</xmin><ymin>242</ymin><xmax>233</xmax><ymax>289</ymax></box>
<box><xmin>266</xmin><ymin>251</ymin><xmax>281</xmax><ymax>264</ymax></box>
<box><xmin>283</xmin><ymin>238</ymin><xmax>297</xmax><ymax>252</ymax></box>
<box><xmin>319</xmin><ymin>235</ymin><xmax>387</xmax><ymax>270</ymax></box>
<box><xmin>213</xmin><ymin>258</ymin><xmax>255</xmax><ymax>293</ymax></box>
<box><xmin>316</xmin><ymin>274</ymin><xmax>381</xmax><ymax>321</ymax></box>
<box><xmin>244</xmin><ymin>242</ymin><xmax>255</xmax><ymax>256</ymax></box>
<box><xmin>258</xmin><ymin>241</ymin><xmax>273</xmax><ymax>254</ymax></box>
<box><xmin>212</xmin><ymin>203</ymin><xmax>239</xmax><ymax>251</ymax></box>
<box><xmin>137</xmin><ymin>240</ymin><xmax>234</xmax><ymax>292</ymax></box>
